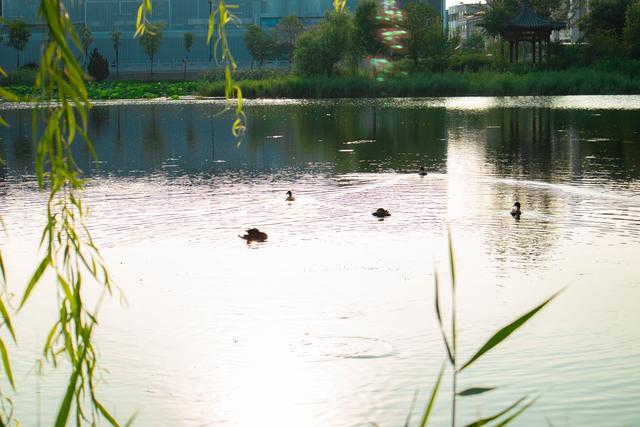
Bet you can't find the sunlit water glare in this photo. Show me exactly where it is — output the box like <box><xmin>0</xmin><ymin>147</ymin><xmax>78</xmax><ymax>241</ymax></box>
<box><xmin>1</xmin><ymin>96</ymin><xmax>639</xmax><ymax>426</ymax></box>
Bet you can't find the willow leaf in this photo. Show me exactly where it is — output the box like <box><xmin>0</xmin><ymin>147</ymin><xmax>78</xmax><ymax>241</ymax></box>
<box><xmin>459</xmin><ymin>289</ymin><xmax>563</xmax><ymax>372</ymax></box>
<box><xmin>95</xmin><ymin>399</ymin><xmax>120</xmax><ymax>427</ymax></box>
<box><xmin>0</xmin><ymin>338</ymin><xmax>14</xmax><ymax>389</ymax></box>
<box><xmin>20</xmin><ymin>257</ymin><xmax>50</xmax><ymax>309</ymax></box>
<box><xmin>0</xmin><ymin>299</ymin><xmax>16</xmax><ymax>342</ymax></box>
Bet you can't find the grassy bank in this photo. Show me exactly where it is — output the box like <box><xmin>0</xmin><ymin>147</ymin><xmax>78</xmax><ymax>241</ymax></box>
<box><xmin>197</xmin><ymin>68</ymin><xmax>640</xmax><ymax>98</ymax></box>
<box><xmin>4</xmin><ymin>80</ymin><xmax>199</xmax><ymax>100</ymax></box>
<box><xmin>2</xmin><ymin>67</ymin><xmax>640</xmax><ymax>100</ymax></box>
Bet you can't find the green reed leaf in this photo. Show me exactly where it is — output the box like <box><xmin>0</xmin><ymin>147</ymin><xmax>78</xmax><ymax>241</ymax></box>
<box><xmin>458</xmin><ymin>387</ymin><xmax>495</xmax><ymax>397</ymax></box>
<box><xmin>0</xmin><ymin>338</ymin><xmax>15</xmax><ymax>389</ymax></box>
<box><xmin>494</xmin><ymin>396</ymin><xmax>539</xmax><ymax>426</ymax></box>
<box><xmin>434</xmin><ymin>272</ymin><xmax>454</xmax><ymax>365</ymax></box>
<box><xmin>459</xmin><ymin>289</ymin><xmax>564</xmax><ymax>372</ymax></box>
<box><xmin>463</xmin><ymin>396</ymin><xmax>526</xmax><ymax>427</ymax></box>
<box><xmin>124</xmin><ymin>411</ymin><xmax>139</xmax><ymax>427</ymax></box>
<box><xmin>404</xmin><ymin>389</ymin><xmax>419</xmax><ymax>427</ymax></box>
<box><xmin>420</xmin><ymin>364</ymin><xmax>445</xmax><ymax>427</ymax></box>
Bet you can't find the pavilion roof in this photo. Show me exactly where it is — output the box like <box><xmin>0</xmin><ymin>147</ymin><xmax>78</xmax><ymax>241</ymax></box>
<box><xmin>508</xmin><ymin>0</ymin><xmax>565</xmax><ymax>30</ymax></box>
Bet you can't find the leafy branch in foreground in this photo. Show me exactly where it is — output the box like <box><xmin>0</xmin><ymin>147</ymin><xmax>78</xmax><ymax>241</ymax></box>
<box><xmin>17</xmin><ymin>0</ymin><xmax>124</xmax><ymax>425</ymax></box>
<box><xmin>415</xmin><ymin>229</ymin><xmax>563</xmax><ymax>427</ymax></box>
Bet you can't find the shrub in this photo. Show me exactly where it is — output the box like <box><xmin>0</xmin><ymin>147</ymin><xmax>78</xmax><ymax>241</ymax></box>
<box><xmin>88</xmin><ymin>48</ymin><xmax>110</xmax><ymax>81</ymax></box>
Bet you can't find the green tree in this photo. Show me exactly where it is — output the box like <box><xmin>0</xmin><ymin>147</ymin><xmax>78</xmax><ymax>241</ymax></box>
<box><xmin>578</xmin><ymin>0</ymin><xmax>631</xmax><ymax>57</ymax></box>
<box><xmin>294</xmin><ymin>11</ymin><xmax>356</xmax><ymax>76</ymax></box>
<box><xmin>624</xmin><ymin>0</ymin><xmax>640</xmax><ymax>58</ymax></box>
<box><xmin>183</xmin><ymin>32</ymin><xmax>195</xmax><ymax>79</ymax></box>
<box><xmin>401</xmin><ymin>2</ymin><xmax>446</xmax><ymax>68</ymax></box>
<box><xmin>7</xmin><ymin>19</ymin><xmax>31</xmax><ymax>68</ymax></box>
<box><xmin>273</xmin><ymin>16</ymin><xmax>304</xmax><ymax>68</ymax></box>
<box><xmin>354</xmin><ymin>0</ymin><xmax>385</xmax><ymax>56</ymax></box>
<box><xmin>245</xmin><ymin>24</ymin><xmax>276</xmax><ymax>68</ymax></box>
<box><xmin>479</xmin><ymin>1</ymin><xmax>512</xmax><ymax>38</ymax></box>
<box><xmin>112</xmin><ymin>30</ymin><xmax>122</xmax><ymax>79</ymax></box>
<box><xmin>87</xmin><ymin>48</ymin><xmax>110</xmax><ymax>81</ymax></box>
<box><xmin>138</xmin><ymin>22</ymin><xmax>164</xmax><ymax>75</ymax></box>
<box><xmin>462</xmin><ymin>31</ymin><xmax>486</xmax><ymax>52</ymax></box>
<box><xmin>449</xmin><ymin>27</ymin><xmax>462</xmax><ymax>53</ymax></box>
<box><xmin>79</xmin><ymin>24</ymin><xmax>94</xmax><ymax>69</ymax></box>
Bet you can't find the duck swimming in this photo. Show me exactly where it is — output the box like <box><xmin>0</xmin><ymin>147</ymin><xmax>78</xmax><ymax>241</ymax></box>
<box><xmin>239</xmin><ymin>228</ymin><xmax>268</xmax><ymax>242</ymax></box>
<box><xmin>511</xmin><ymin>202</ymin><xmax>522</xmax><ymax>218</ymax></box>
<box><xmin>285</xmin><ymin>190</ymin><xmax>295</xmax><ymax>202</ymax></box>
<box><xmin>418</xmin><ymin>166</ymin><xmax>428</xmax><ymax>176</ymax></box>
<box><xmin>372</xmin><ymin>208</ymin><xmax>391</xmax><ymax>218</ymax></box>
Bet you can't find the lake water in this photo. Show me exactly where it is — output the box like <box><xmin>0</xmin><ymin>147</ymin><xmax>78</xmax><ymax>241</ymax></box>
<box><xmin>1</xmin><ymin>96</ymin><xmax>639</xmax><ymax>426</ymax></box>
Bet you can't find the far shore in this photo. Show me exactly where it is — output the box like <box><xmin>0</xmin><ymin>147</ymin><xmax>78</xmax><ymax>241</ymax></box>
<box><xmin>2</xmin><ymin>67</ymin><xmax>640</xmax><ymax>101</ymax></box>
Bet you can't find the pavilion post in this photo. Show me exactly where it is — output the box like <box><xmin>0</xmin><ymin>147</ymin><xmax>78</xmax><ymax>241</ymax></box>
<box><xmin>532</xmin><ymin>39</ymin><xmax>536</xmax><ymax>64</ymax></box>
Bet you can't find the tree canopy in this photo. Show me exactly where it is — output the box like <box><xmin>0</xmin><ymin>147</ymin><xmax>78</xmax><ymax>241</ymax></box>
<box><xmin>294</xmin><ymin>11</ymin><xmax>356</xmax><ymax>76</ymax></box>
<box><xmin>401</xmin><ymin>2</ymin><xmax>445</xmax><ymax>68</ymax></box>
<box><xmin>354</xmin><ymin>0</ymin><xmax>385</xmax><ymax>56</ymax></box>
<box><xmin>245</xmin><ymin>24</ymin><xmax>277</xmax><ymax>68</ymax></box>
<box><xmin>138</xmin><ymin>23</ymin><xmax>164</xmax><ymax>74</ymax></box>
<box><xmin>273</xmin><ymin>16</ymin><xmax>304</xmax><ymax>67</ymax></box>
<box><xmin>7</xmin><ymin>19</ymin><xmax>31</xmax><ymax>68</ymax></box>
<box><xmin>623</xmin><ymin>0</ymin><xmax>640</xmax><ymax>58</ymax></box>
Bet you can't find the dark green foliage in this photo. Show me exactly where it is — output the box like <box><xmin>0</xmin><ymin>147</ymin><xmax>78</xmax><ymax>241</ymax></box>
<box><xmin>462</xmin><ymin>32</ymin><xmax>486</xmax><ymax>52</ymax></box>
<box><xmin>196</xmin><ymin>68</ymin><xmax>640</xmax><ymax>98</ymax></box>
<box><xmin>201</xmin><ymin>67</ymin><xmax>289</xmax><ymax>81</ymax></box>
<box><xmin>138</xmin><ymin>23</ymin><xmax>164</xmax><ymax>75</ymax></box>
<box><xmin>579</xmin><ymin>0</ymin><xmax>631</xmax><ymax>40</ymax></box>
<box><xmin>448</xmin><ymin>54</ymin><xmax>493</xmax><ymax>72</ymax></box>
<box><xmin>480</xmin><ymin>0</ymin><xmax>567</xmax><ymax>38</ymax></box>
<box><xmin>87</xmin><ymin>49</ymin><xmax>110</xmax><ymax>82</ymax></box>
<box><xmin>273</xmin><ymin>16</ymin><xmax>304</xmax><ymax>67</ymax></box>
<box><xmin>624</xmin><ymin>0</ymin><xmax>640</xmax><ymax>58</ymax></box>
<box><xmin>79</xmin><ymin>24</ymin><xmax>94</xmax><ymax>69</ymax></box>
<box><xmin>245</xmin><ymin>25</ymin><xmax>277</xmax><ymax>68</ymax></box>
<box><xmin>479</xmin><ymin>2</ymin><xmax>512</xmax><ymax>37</ymax></box>
<box><xmin>294</xmin><ymin>11</ymin><xmax>356</xmax><ymax>76</ymax></box>
<box><xmin>401</xmin><ymin>2</ymin><xmax>446</xmax><ymax>69</ymax></box>
<box><xmin>7</xmin><ymin>19</ymin><xmax>31</xmax><ymax>68</ymax></box>
<box><xmin>0</xmin><ymin>69</ymin><xmax>36</xmax><ymax>86</ymax></box>
<box><xmin>354</xmin><ymin>0</ymin><xmax>385</xmax><ymax>56</ymax></box>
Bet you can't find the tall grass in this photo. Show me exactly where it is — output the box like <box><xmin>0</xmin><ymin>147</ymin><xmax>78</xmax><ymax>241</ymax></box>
<box><xmin>197</xmin><ymin>68</ymin><xmax>640</xmax><ymax>99</ymax></box>
<box><xmin>414</xmin><ymin>230</ymin><xmax>563</xmax><ymax>427</ymax></box>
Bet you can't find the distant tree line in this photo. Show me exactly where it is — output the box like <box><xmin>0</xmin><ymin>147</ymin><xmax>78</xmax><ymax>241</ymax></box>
<box><xmin>245</xmin><ymin>0</ymin><xmax>447</xmax><ymax>76</ymax></box>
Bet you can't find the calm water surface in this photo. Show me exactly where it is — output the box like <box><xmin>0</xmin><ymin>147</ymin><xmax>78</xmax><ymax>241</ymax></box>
<box><xmin>1</xmin><ymin>96</ymin><xmax>639</xmax><ymax>426</ymax></box>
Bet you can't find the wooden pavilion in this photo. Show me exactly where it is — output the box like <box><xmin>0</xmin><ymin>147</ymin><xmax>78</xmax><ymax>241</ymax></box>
<box><xmin>504</xmin><ymin>0</ymin><xmax>565</xmax><ymax>63</ymax></box>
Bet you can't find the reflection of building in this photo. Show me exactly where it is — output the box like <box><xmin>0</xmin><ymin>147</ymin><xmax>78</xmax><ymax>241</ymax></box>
<box><xmin>446</xmin><ymin>2</ymin><xmax>484</xmax><ymax>39</ymax></box>
<box><xmin>0</xmin><ymin>0</ymin><xmax>359</xmax><ymax>71</ymax></box>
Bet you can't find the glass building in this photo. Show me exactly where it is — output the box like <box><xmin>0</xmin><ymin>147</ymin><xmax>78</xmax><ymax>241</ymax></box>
<box><xmin>0</xmin><ymin>0</ymin><xmax>444</xmax><ymax>72</ymax></box>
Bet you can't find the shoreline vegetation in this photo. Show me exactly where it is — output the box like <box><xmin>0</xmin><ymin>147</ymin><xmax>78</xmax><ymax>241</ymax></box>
<box><xmin>2</xmin><ymin>63</ymin><xmax>640</xmax><ymax>101</ymax></box>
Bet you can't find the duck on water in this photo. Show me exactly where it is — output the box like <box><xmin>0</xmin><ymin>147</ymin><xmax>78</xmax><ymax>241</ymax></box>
<box><xmin>239</xmin><ymin>228</ymin><xmax>268</xmax><ymax>243</ymax></box>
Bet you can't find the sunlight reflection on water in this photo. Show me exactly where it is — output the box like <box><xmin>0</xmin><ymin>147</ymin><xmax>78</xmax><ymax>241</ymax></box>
<box><xmin>1</xmin><ymin>97</ymin><xmax>639</xmax><ymax>426</ymax></box>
